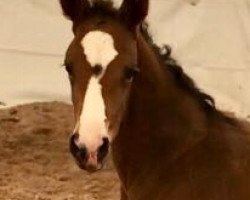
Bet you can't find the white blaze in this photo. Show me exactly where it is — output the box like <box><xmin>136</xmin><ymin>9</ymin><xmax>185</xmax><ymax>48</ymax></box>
<box><xmin>78</xmin><ymin>78</ymin><xmax>106</xmax><ymax>152</ymax></box>
<box><xmin>78</xmin><ymin>31</ymin><xmax>118</xmax><ymax>152</ymax></box>
<box><xmin>82</xmin><ymin>31</ymin><xmax>118</xmax><ymax>70</ymax></box>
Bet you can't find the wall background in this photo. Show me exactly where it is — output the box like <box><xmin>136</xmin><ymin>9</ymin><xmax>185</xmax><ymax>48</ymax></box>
<box><xmin>0</xmin><ymin>0</ymin><xmax>249</xmax><ymax>119</ymax></box>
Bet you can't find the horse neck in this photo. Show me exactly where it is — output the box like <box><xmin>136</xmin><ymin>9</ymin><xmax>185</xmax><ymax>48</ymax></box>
<box><xmin>117</xmin><ymin>31</ymin><xmax>207</xmax><ymax>163</ymax></box>
<box><xmin>112</xmin><ymin>31</ymin><xmax>208</xmax><ymax>190</ymax></box>
<box><xmin>128</xmin><ymin>32</ymin><xmax>197</xmax><ymax>128</ymax></box>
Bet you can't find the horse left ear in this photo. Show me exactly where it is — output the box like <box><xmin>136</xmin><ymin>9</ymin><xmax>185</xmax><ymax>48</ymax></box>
<box><xmin>119</xmin><ymin>0</ymin><xmax>149</xmax><ymax>28</ymax></box>
<box><xmin>59</xmin><ymin>0</ymin><xmax>91</xmax><ymax>22</ymax></box>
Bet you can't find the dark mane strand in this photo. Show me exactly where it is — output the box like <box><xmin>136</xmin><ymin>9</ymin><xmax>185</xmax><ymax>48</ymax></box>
<box><xmin>140</xmin><ymin>23</ymin><xmax>215</xmax><ymax>111</ymax></box>
<box><xmin>140</xmin><ymin>23</ymin><xmax>237</xmax><ymax>124</ymax></box>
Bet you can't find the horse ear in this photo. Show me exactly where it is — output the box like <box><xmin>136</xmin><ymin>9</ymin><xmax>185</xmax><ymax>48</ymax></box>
<box><xmin>119</xmin><ymin>0</ymin><xmax>149</xmax><ymax>28</ymax></box>
<box><xmin>59</xmin><ymin>0</ymin><xmax>91</xmax><ymax>21</ymax></box>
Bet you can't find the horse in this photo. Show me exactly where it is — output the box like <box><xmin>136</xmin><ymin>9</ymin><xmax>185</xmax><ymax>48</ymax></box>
<box><xmin>59</xmin><ymin>0</ymin><xmax>250</xmax><ymax>199</ymax></box>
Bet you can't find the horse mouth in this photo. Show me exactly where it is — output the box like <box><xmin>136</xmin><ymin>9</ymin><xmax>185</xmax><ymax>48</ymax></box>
<box><xmin>71</xmin><ymin>148</ymin><xmax>107</xmax><ymax>173</ymax></box>
<box><xmin>75</xmin><ymin>151</ymin><xmax>105</xmax><ymax>173</ymax></box>
<box><xmin>75</xmin><ymin>159</ymin><xmax>104</xmax><ymax>173</ymax></box>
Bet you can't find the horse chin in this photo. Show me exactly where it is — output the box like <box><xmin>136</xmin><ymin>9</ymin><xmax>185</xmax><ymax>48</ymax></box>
<box><xmin>76</xmin><ymin>160</ymin><xmax>104</xmax><ymax>173</ymax></box>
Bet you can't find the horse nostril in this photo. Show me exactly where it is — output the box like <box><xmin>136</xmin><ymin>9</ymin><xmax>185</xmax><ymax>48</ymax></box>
<box><xmin>69</xmin><ymin>133</ymin><xmax>79</xmax><ymax>155</ymax></box>
<box><xmin>69</xmin><ymin>133</ymin><xmax>87</xmax><ymax>160</ymax></box>
<box><xmin>78</xmin><ymin>146</ymin><xmax>87</xmax><ymax>160</ymax></box>
<box><xmin>97</xmin><ymin>137</ymin><xmax>110</xmax><ymax>162</ymax></box>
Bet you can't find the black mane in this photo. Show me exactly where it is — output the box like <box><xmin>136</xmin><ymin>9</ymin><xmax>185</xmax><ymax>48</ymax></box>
<box><xmin>140</xmin><ymin>23</ymin><xmax>216</xmax><ymax>113</ymax></box>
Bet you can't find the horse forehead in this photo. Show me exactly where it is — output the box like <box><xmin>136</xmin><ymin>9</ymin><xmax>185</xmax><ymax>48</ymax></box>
<box><xmin>81</xmin><ymin>30</ymin><xmax>118</xmax><ymax>70</ymax></box>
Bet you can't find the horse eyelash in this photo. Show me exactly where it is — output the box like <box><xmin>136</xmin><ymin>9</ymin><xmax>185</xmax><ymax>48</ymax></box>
<box><xmin>124</xmin><ymin>66</ymin><xmax>140</xmax><ymax>81</ymax></box>
<box><xmin>63</xmin><ymin>62</ymin><xmax>73</xmax><ymax>75</ymax></box>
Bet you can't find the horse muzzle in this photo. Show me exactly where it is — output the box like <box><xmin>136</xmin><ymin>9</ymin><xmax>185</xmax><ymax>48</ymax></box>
<box><xmin>69</xmin><ymin>133</ymin><xmax>110</xmax><ymax>173</ymax></box>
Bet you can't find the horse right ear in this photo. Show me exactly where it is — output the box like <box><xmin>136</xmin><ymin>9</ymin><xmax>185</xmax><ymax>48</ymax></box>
<box><xmin>119</xmin><ymin>0</ymin><xmax>149</xmax><ymax>28</ymax></box>
<box><xmin>59</xmin><ymin>0</ymin><xmax>91</xmax><ymax>22</ymax></box>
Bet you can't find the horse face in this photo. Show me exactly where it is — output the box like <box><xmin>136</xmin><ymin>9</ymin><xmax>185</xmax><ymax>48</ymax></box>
<box><xmin>60</xmin><ymin>0</ymin><xmax>149</xmax><ymax>172</ymax></box>
<box><xmin>65</xmin><ymin>23</ymin><xmax>138</xmax><ymax>172</ymax></box>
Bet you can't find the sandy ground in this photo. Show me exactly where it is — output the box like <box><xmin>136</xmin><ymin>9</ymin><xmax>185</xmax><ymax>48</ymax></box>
<box><xmin>1</xmin><ymin>102</ymin><xmax>250</xmax><ymax>200</ymax></box>
<box><xmin>0</xmin><ymin>102</ymin><xmax>120</xmax><ymax>200</ymax></box>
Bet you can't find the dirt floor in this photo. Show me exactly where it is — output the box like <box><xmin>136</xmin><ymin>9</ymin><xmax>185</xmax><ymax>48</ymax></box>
<box><xmin>1</xmin><ymin>102</ymin><xmax>250</xmax><ymax>200</ymax></box>
<box><xmin>0</xmin><ymin>102</ymin><xmax>120</xmax><ymax>200</ymax></box>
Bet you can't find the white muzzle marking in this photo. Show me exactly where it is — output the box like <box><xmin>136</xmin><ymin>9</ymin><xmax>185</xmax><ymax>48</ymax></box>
<box><xmin>77</xmin><ymin>31</ymin><xmax>118</xmax><ymax>152</ymax></box>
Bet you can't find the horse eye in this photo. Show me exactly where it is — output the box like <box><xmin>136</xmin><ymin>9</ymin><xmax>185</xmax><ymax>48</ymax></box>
<box><xmin>64</xmin><ymin>63</ymin><xmax>73</xmax><ymax>76</ymax></box>
<box><xmin>124</xmin><ymin>67</ymin><xmax>140</xmax><ymax>82</ymax></box>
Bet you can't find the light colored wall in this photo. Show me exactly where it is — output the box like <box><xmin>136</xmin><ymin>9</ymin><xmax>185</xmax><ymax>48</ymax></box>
<box><xmin>147</xmin><ymin>0</ymin><xmax>250</xmax><ymax>118</ymax></box>
<box><xmin>0</xmin><ymin>0</ymin><xmax>249</xmax><ymax>119</ymax></box>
